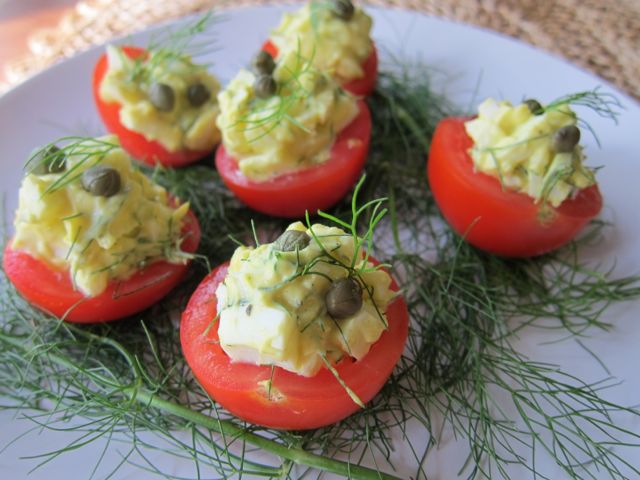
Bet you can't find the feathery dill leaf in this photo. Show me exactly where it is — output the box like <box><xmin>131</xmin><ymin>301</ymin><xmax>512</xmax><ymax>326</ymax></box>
<box><xmin>121</xmin><ymin>12</ymin><xmax>219</xmax><ymax>83</ymax></box>
<box><xmin>228</xmin><ymin>43</ymin><xmax>321</xmax><ymax>143</ymax></box>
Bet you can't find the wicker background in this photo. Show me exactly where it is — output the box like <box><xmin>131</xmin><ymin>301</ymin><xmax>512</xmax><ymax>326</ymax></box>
<box><xmin>3</xmin><ymin>0</ymin><xmax>640</xmax><ymax>101</ymax></box>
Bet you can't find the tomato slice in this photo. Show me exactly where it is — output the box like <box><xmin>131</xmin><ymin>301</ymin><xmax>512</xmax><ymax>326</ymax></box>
<box><xmin>427</xmin><ymin>117</ymin><xmax>603</xmax><ymax>257</ymax></box>
<box><xmin>92</xmin><ymin>46</ymin><xmax>213</xmax><ymax>167</ymax></box>
<box><xmin>180</xmin><ymin>259</ymin><xmax>408</xmax><ymax>430</ymax></box>
<box><xmin>215</xmin><ymin>99</ymin><xmax>371</xmax><ymax>218</ymax></box>
<box><xmin>3</xmin><ymin>208</ymin><xmax>201</xmax><ymax>323</ymax></box>
<box><xmin>262</xmin><ymin>40</ymin><xmax>378</xmax><ymax>97</ymax></box>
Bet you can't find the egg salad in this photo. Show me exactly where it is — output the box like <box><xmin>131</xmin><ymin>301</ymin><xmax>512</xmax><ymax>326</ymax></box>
<box><xmin>216</xmin><ymin>51</ymin><xmax>359</xmax><ymax>181</ymax></box>
<box><xmin>216</xmin><ymin>222</ymin><xmax>395</xmax><ymax>377</ymax></box>
<box><xmin>270</xmin><ymin>0</ymin><xmax>373</xmax><ymax>83</ymax></box>
<box><xmin>465</xmin><ymin>98</ymin><xmax>596</xmax><ymax>207</ymax></box>
<box><xmin>100</xmin><ymin>45</ymin><xmax>222</xmax><ymax>153</ymax></box>
<box><xmin>12</xmin><ymin>136</ymin><xmax>191</xmax><ymax>297</ymax></box>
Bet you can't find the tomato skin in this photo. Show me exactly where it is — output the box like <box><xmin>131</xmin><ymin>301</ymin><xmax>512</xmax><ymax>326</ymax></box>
<box><xmin>180</xmin><ymin>259</ymin><xmax>409</xmax><ymax>430</ymax></box>
<box><xmin>215</xmin><ymin>99</ymin><xmax>371</xmax><ymax>218</ymax></box>
<box><xmin>262</xmin><ymin>41</ymin><xmax>378</xmax><ymax>97</ymax></box>
<box><xmin>427</xmin><ymin>117</ymin><xmax>603</xmax><ymax>257</ymax></box>
<box><xmin>92</xmin><ymin>46</ymin><xmax>212</xmax><ymax>167</ymax></box>
<box><xmin>3</xmin><ymin>209</ymin><xmax>201</xmax><ymax>323</ymax></box>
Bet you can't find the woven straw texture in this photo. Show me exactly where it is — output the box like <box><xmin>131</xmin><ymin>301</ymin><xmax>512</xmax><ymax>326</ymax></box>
<box><xmin>4</xmin><ymin>0</ymin><xmax>640</xmax><ymax>100</ymax></box>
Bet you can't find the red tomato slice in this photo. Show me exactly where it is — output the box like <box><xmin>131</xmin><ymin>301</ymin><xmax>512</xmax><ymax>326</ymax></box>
<box><xmin>262</xmin><ymin>40</ymin><xmax>378</xmax><ymax>97</ymax></box>
<box><xmin>93</xmin><ymin>46</ymin><xmax>213</xmax><ymax>167</ymax></box>
<box><xmin>3</xmin><ymin>208</ymin><xmax>201</xmax><ymax>323</ymax></box>
<box><xmin>180</xmin><ymin>259</ymin><xmax>408</xmax><ymax>430</ymax></box>
<box><xmin>427</xmin><ymin>117</ymin><xmax>603</xmax><ymax>257</ymax></box>
<box><xmin>215</xmin><ymin>99</ymin><xmax>371</xmax><ymax>218</ymax></box>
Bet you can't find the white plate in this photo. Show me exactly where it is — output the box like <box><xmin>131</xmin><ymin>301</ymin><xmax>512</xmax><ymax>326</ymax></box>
<box><xmin>1</xmin><ymin>5</ymin><xmax>639</xmax><ymax>480</ymax></box>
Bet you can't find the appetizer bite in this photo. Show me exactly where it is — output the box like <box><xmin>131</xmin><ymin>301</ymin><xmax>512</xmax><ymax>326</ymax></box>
<box><xmin>428</xmin><ymin>96</ymin><xmax>602</xmax><ymax>257</ymax></box>
<box><xmin>3</xmin><ymin>137</ymin><xmax>201</xmax><ymax>323</ymax></box>
<box><xmin>180</xmin><ymin>220</ymin><xmax>408</xmax><ymax>430</ymax></box>
<box><xmin>93</xmin><ymin>44</ymin><xmax>221</xmax><ymax>167</ymax></box>
<box><xmin>215</xmin><ymin>51</ymin><xmax>371</xmax><ymax>217</ymax></box>
<box><xmin>263</xmin><ymin>0</ymin><xmax>377</xmax><ymax>96</ymax></box>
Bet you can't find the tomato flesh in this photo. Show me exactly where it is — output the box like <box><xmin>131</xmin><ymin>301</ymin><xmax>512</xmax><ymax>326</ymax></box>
<box><xmin>262</xmin><ymin>40</ymin><xmax>378</xmax><ymax>97</ymax></box>
<box><xmin>215</xmin><ymin>99</ymin><xmax>371</xmax><ymax>218</ymax></box>
<box><xmin>92</xmin><ymin>46</ymin><xmax>212</xmax><ymax>167</ymax></box>
<box><xmin>180</xmin><ymin>260</ymin><xmax>408</xmax><ymax>430</ymax></box>
<box><xmin>427</xmin><ymin>117</ymin><xmax>603</xmax><ymax>257</ymax></box>
<box><xmin>3</xmin><ymin>208</ymin><xmax>201</xmax><ymax>323</ymax></box>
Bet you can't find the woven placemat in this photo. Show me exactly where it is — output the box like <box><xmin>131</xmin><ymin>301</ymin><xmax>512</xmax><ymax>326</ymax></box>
<box><xmin>3</xmin><ymin>0</ymin><xmax>640</xmax><ymax>101</ymax></box>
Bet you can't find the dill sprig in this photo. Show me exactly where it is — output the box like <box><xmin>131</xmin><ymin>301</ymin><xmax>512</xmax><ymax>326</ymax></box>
<box><xmin>25</xmin><ymin>136</ymin><xmax>120</xmax><ymax>195</ymax></box>
<box><xmin>544</xmin><ymin>88</ymin><xmax>622</xmax><ymax>124</ymax></box>
<box><xmin>543</xmin><ymin>88</ymin><xmax>623</xmax><ymax>148</ymax></box>
<box><xmin>2</xmin><ymin>57</ymin><xmax>640</xmax><ymax>480</ymax></box>
<box><xmin>229</xmin><ymin>42</ymin><xmax>324</xmax><ymax>142</ymax></box>
<box><xmin>122</xmin><ymin>12</ymin><xmax>219</xmax><ymax>83</ymax></box>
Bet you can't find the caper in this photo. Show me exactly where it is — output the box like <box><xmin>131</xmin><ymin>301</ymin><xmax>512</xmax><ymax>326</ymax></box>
<box><xmin>31</xmin><ymin>145</ymin><xmax>66</xmax><ymax>175</ymax></box>
<box><xmin>81</xmin><ymin>166</ymin><xmax>121</xmax><ymax>197</ymax></box>
<box><xmin>252</xmin><ymin>50</ymin><xmax>275</xmax><ymax>75</ymax></box>
<box><xmin>148</xmin><ymin>82</ymin><xmax>175</xmax><ymax>112</ymax></box>
<box><xmin>254</xmin><ymin>74</ymin><xmax>277</xmax><ymax>99</ymax></box>
<box><xmin>325</xmin><ymin>277</ymin><xmax>363</xmax><ymax>319</ymax></box>
<box><xmin>553</xmin><ymin>125</ymin><xmax>581</xmax><ymax>153</ymax></box>
<box><xmin>314</xmin><ymin>74</ymin><xmax>328</xmax><ymax>92</ymax></box>
<box><xmin>332</xmin><ymin>0</ymin><xmax>355</xmax><ymax>20</ymax></box>
<box><xmin>524</xmin><ymin>98</ymin><xmax>544</xmax><ymax>115</ymax></box>
<box><xmin>273</xmin><ymin>230</ymin><xmax>310</xmax><ymax>252</ymax></box>
<box><xmin>187</xmin><ymin>83</ymin><xmax>211</xmax><ymax>107</ymax></box>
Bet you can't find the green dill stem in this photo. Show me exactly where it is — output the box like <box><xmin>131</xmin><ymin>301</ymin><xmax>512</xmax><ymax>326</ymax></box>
<box><xmin>0</xmin><ymin>333</ymin><xmax>400</xmax><ymax>480</ymax></box>
<box><xmin>136</xmin><ymin>392</ymin><xmax>397</xmax><ymax>480</ymax></box>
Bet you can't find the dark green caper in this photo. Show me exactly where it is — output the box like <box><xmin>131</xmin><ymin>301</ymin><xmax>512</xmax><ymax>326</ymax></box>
<box><xmin>273</xmin><ymin>230</ymin><xmax>310</xmax><ymax>252</ymax></box>
<box><xmin>81</xmin><ymin>166</ymin><xmax>121</xmax><ymax>197</ymax></box>
<box><xmin>553</xmin><ymin>125</ymin><xmax>581</xmax><ymax>153</ymax></box>
<box><xmin>325</xmin><ymin>277</ymin><xmax>362</xmax><ymax>319</ymax></box>
<box><xmin>252</xmin><ymin>50</ymin><xmax>276</xmax><ymax>75</ymax></box>
<box><xmin>31</xmin><ymin>145</ymin><xmax>66</xmax><ymax>175</ymax></box>
<box><xmin>187</xmin><ymin>83</ymin><xmax>211</xmax><ymax>107</ymax></box>
<box><xmin>254</xmin><ymin>74</ymin><xmax>277</xmax><ymax>99</ymax></box>
<box><xmin>148</xmin><ymin>82</ymin><xmax>175</xmax><ymax>112</ymax></box>
<box><xmin>332</xmin><ymin>0</ymin><xmax>355</xmax><ymax>20</ymax></box>
<box><xmin>524</xmin><ymin>98</ymin><xmax>544</xmax><ymax>115</ymax></box>
<box><xmin>314</xmin><ymin>74</ymin><xmax>328</xmax><ymax>92</ymax></box>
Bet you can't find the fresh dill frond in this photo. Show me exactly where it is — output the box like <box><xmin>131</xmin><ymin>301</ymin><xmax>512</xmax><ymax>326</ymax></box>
<box><xmin>230</xmin><ymin>40</ymin><xmax>320</xmax><ymax>142</ymax></box>
<box><xmin>122</xmin><ymin>12</ymin><xmax>219</xmax><ymax>83</ymax></box>
<box><xmin>317</xmin><ymin>175</ymin><xmax>389</xmax><ymax>272</ymax></box>
<box><xmin>544</xmin><ymin>87</ymin><xmax>622</xmax><ymax>124</ymax></box>
<box><xmin>540</xmin><ymin>87</ymin><xmax>622</xmax><ymax>147</ymax></box>
<box><xmin>25</xmin><ymin>136</ymin><xmax>119</xmax><ymax>195</ymax></box>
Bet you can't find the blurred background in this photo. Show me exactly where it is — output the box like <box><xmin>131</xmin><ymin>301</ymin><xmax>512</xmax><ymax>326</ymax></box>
<box><xmin>0</xmin><ymin>0</ymin><xmax>638</xmax><ymax>99</ymax></box>
<box><xmin>0</xmin><ymin>0</ymin><xmax>78</xmax><ymax>87</ymax></box>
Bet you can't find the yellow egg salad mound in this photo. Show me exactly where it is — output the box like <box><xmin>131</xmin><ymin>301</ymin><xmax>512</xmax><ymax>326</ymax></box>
<box><xmin>270</xmin><ymin>1</ymin><xmax>372</xmax><ymax>83</ymax></box>
<box><xmin>12</xmin><ymin>137</ymin><xmax>191</xmax><ymax>297</ymax></box>
<box><xmin>216</xmin><ymin>52</ymin><xmax>359</xmax><ymax>181</ymax></box>
<box><xmin>465</xmin><ymin>98</ymin><xmax>596</xmax><ymax>207</ymax></box>
<box><xmin>216</xmin><ymin>222</ymin><xmax>395</xmax><ymax>377</ymax></box>
<box><xmin>100</xmin><ymin>45</ymin><xmax>222</xmax><ymax>153</ymax></box>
